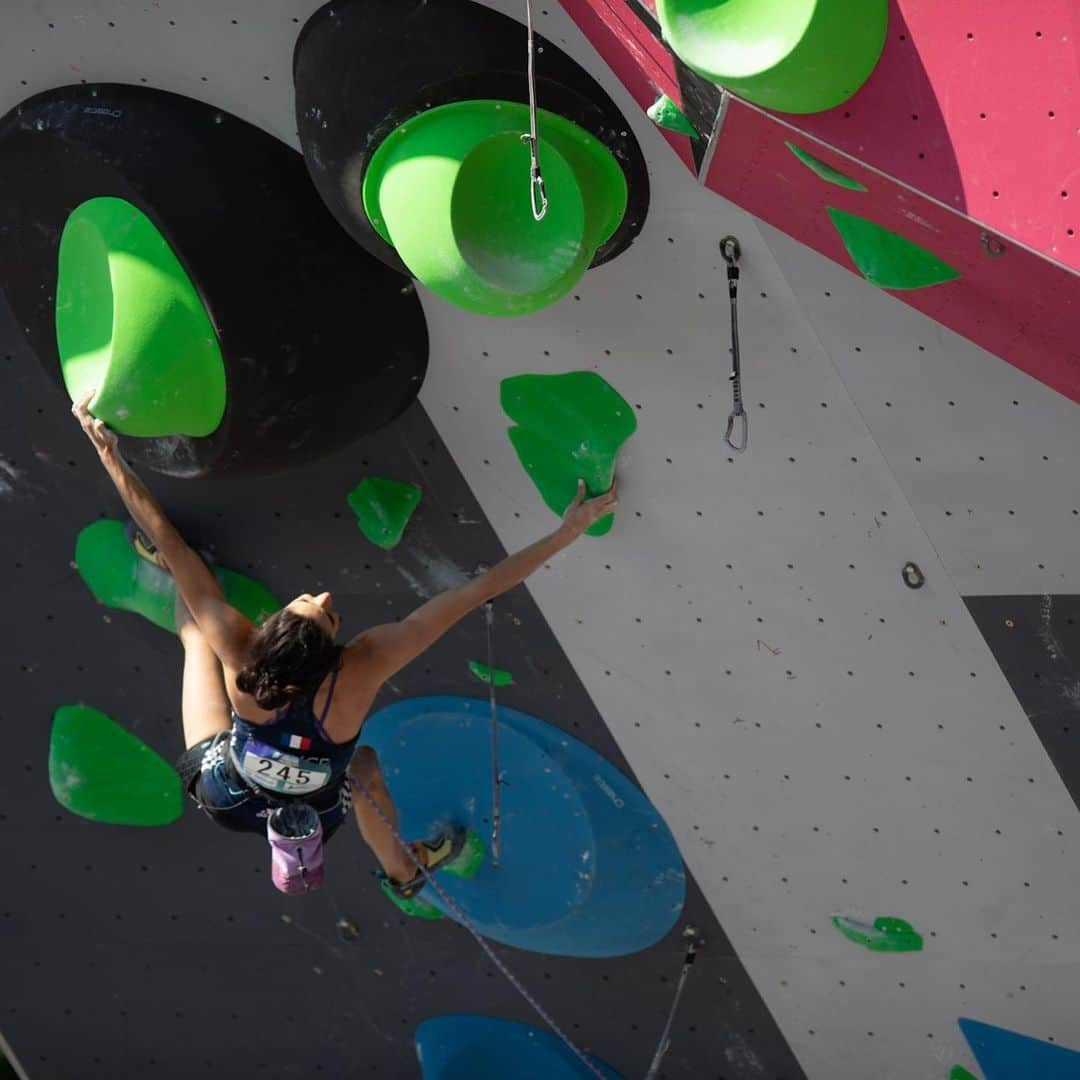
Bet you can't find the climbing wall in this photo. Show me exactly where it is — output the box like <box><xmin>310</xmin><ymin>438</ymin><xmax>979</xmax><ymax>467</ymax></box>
<box><xmin>2</xmin><ymin>2</ymin><xmax>1079</xmax><ymax>1080</ymax></box>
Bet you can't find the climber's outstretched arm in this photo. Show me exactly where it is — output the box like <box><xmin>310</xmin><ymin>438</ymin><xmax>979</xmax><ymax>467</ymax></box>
<box><xmin>72</xmin><ymin>392</ymin><xmax>254</xmax><ymax>666</ymax></box>
<box><xmin>349</xmin><ymin>479</ymin><xmax>618</xmax><ymax>682</ymax></box>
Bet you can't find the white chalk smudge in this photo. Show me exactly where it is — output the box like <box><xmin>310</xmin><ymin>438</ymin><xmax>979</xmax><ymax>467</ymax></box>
<box><xmin>1038</xmin><ymin>594</ymin><xmax>1066</xmax><ymax>662</ymax></box>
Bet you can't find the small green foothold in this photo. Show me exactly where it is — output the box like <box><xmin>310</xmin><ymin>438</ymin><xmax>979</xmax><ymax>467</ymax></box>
<box><xmin>379</xmin><ymin>876</ymin><xmax>444</xmax><ymax>919</ymax></box>
<box><xmin>49</xmin><ymin>705</ymin><xmax>183</xmax><ymax>826</ymax></box>
<box><xmin>469</xmin><ymin>660</ymin><xmax>515</xmax><ymax>687</ymax></box>
<box><xmin>949</xmin><ymin>1067</ymin><xmax>979</xmax><ymax>1080</ymax></box>
<box><xmin>785</xmin><ymin>142</ymin><xmax>867</xmax><ymax>192</ymax></box>
<box><xmin>646</xmin><ymin>94</ymin><xmax>699</xmax><ymax>139</ymax></box>
<box><xmin>443</xmin><ymin>829</ymin><xmax>486</xmax><ymax>879</ymax></box>
<box><xmin>827</xmin><ymin>207</ymin><xmax>962</xmax><ymax>290</ymax></box>
<box><xmin>832</xmin><ymin>914</ymin><xmax>924</xmax><ymax>953</ymax></box>
<box><xmin>346</xmin><ymin>477</ymin><xmax>421</xmax><ymax>550</ymax></box>
<box><xmin>74</xmin><ymin>519</ymin><xmax>280</xmax><ymax>632</ymax></box>
<box><xmin>501</xmin><ymin>371</ymin><xmax>636</xmax><ymax>537</ymax></box>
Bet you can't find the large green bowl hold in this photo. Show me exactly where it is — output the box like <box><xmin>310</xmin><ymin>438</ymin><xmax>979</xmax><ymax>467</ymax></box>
<box><xmin>655</xmin><ymin>0</ymin><xmax>889</xmax><ymax>115</ymax></box>
<box><xmin>363</xmin><ymin>101</ymin><xmax>627</xmax><ymax>317</ymax></box>
<box><xmin>55</xmin><ymin>196</ymin><xmax>226</xmax><ymax>436</ymax></box>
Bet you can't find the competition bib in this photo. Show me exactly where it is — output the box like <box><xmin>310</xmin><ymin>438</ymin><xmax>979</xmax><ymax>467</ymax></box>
<box><xmin>239</xmin><ymin>737</ymin><xmax>331</xmax><ymax>795</ymax></box>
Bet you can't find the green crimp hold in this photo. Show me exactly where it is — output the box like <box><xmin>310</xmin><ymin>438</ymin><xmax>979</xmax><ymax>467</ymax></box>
<box><xmin>346</xmin><ymin>477</ymin><xmax>421</xmax><ymax>550</ymax></box>
<box><xmin>75</xmin><ymin>519</ymin><xmax>280</xmax><ymax>632</ymax></box>
<box><xmin>832</xmin><ymin>915</ymin><xmax>924</xmax><ymax>953</ymax></box>
<box><xmin>380</xmin><ymin>830</ymin><xmax>486</xmax><ymax>918</ymax></box>
<box><xmin>50</xmin><ymin>705</ymin><xmax>183</xmax><ymax>825</ymax></box>
<box><xmin>827</xmin><ymin>207</ymin><xmax>961</xmax><ymax>290</ymax></box>
<box><xmin>56</xmin><ymin>196</ymin><xmax>226</xmax><ymax>437</ymax></box>
<box><xmin>949</xmin><ymin>1068</ymin><xmax>979</xmax><ymax>1080</ymax></box>
<box><xmin>468</xmin><ymin>660</ymin><xmax>515</xmax><ymax>687</ymax></box>
<box><xmin>501</xmin><ymin>371</ymin><xmax>635</xmax><ymax>537</ymax></box>
<box><xmin>786</xmin><ymin>142</ymin><xmax>867</xmax><ymax>192</ymax></box>
<box><xmin>646</xmin><ymin>94</ymin><xmax>699</xmax><ymax>139</ymax></box>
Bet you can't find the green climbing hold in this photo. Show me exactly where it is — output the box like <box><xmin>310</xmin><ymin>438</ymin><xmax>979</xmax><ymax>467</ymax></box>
<box><xmin>832</xmin><ymin>915</ymin><xmax>924</xmax><ymax>953</ymax></box>
<box><xmin>442</xmin><ymin>829</ymin><xmax>487</xmax><ymax>880</ymax></box>
<box><xmin>363</xmin><ymin>100</ymin><xmax>627</xmax><ymax>317</ymax></box>
<box><xmin>949</xmin><ymin>1067</ymin><xmax>979</xmax><ymax>1080</ymax></box>
<box><xmin>56</xmin><ymin>196</ymin><xmax>226</xmax><ymax>437</ymax></box>
<box><xmin>647</xmin><ymin>94</ymin><xmax>700</xmax><ymax>139</ymax></box>
<box><xmin>346</xmin><ymin>477</ymin><xmax>421</xmax><ymax>550</ymax></box>
<box><xmin>49</xmin><ymin>705</ymin><xmax>183</xmax><ymax>825</ymax></box>
<box><xmin>786</xmin><ymin>143</ymin><xmax>867</xmax><ymax>192</ymax></box>
<box><xmin>501</xmin><ymin>371</ymin><xmax>635</xmax><ymax>537</ymax></box>
<box><xmin>655</xmin><ymin>0</ymin><xmax>888</xmax><ymax>114</ymax></box>
<box><xmin>379</xmin><ymin>877</ymin><xmax>445</xmax><ymax>919</ymax></box>
<box><xmin>827</xmin><ymin>207</ymin><xmax>961</xmax><ymax>289</ymax></box>
<box><xmin>468</xmin><ymin>661</ymin><xmax>515</xmax><ymax>687</ymax></box>
<box><xmin>74</xmin><ymin>519</ymin><xmax>280</xmax><ymax>632</ymax></box>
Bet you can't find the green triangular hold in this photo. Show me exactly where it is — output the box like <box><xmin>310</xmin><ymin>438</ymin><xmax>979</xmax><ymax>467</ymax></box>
<box><xmin>949</xmin><ymin>1067</ymin><xmax>979</xmax><ymax>1080</ymax></box>
<box><xmin>346</xmin><ymin>477</ymin><xmax>421</xmax><ymax>550</ymax></box>
<box><xmin>646</xmin><ymin>94</ymin><xmax>699</xmax><ymax>139</ymax></box>
<box><xmin>827</xmin><ymin>207</ymin><xmax>961</xmax><ymax>289</ymax></box>
<box><xmin>786</xmin><ymin>142</ymin><xmax>867</xmax><ymax>192</ymax></box>
<box><xmin>442</xmin><ymin>829</ymin><xmax>486</xmax><ymax>879</ymax></box>
<box><xmin>468</xmin><ymin>660</ymin><xmax>515</xmax><ymax>687</ymax></box>
<box><xmin>832</xmin><ymin>914</ymin><xmax>924</xmax><ymax>952</ymax></box>
<box><xmin>501</xmin><ymin>371</ymin><xmax>636</xmax><ymax>538</ymax></box>
<box><xmin>74</xmin><ymin>519</ymin><xmax>280</xmax><ymax>632</ymax></box>
<box><xmin>379</xmin><ymin>876</ymin><xmax>445</xmax><ymax>919</ymax></box>
<box><xmin>56</xmin><ymin>196</ymin><xmax>226</xmax><ymax>437</ymax></box>
<box><xmin>50</xmin><ymin>705</ymin><xmax>183</xmax><ymax>825</ymax></box>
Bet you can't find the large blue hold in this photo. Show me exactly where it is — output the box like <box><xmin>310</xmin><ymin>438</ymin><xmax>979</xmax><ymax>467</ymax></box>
<box><xmin>959</xmin><ymin>1018</ymin><xmax>1080</xmax><ymax>1080</ymax></box>
<box><xmin>361</xmin><ymin>695</ymin><xmax>685</xmax><ymax>957</ymax></box>
<box><xmin>416</xmin><ymin>1015</ymin><xmax>622</xmax><ymax>1079</ymax></box>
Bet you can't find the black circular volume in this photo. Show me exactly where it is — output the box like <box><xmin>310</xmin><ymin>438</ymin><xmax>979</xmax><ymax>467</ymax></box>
<box><xmin>0</xmin><ymin>83</ymin><xmax>429</xmax><ymax>478</ymax></box>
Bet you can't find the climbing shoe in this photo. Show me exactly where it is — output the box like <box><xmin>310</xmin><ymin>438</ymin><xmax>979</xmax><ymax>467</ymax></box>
<box><xmin>377</xmin><ymin>827</ymin><xmax>486</xmax><ymax>918</ymax></box>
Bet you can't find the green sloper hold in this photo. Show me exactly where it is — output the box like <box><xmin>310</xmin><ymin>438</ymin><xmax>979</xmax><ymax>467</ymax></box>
<box><xmin>363</xmin><ymin>101</ymin><xmax>627</xmax><ymax>317</ymax></box>
<box><xmin>646</xmin><ymin>94</ymin><xmax>700</xmax><ymax>139</ymax></box>
<box><xmin>826</xmin><ymin>207</ymin><xmax>962</xmax><ymax>290</ymax></box>
<box><xmin>786</xmin><ymin>142</ymin><xmax>867</xmax><ymax>192</ymax></box>
<box><xmin>56</xmin><ymin>196</ymin><xmax>226</xmax><ymax>437</ymax></box>
<box><xmin>74</xmin><ymin>519</ymin><xmax>280</xmax><ymax>632</ymax></box>
<box><xmin>950</xmin><ymin>1068</ymin><xmax>979</xmax><ymax>1080</ymax></box>
<box><xmin>50</xmin><ymin>705</ymin><xmax>183</xmax><ymax>825</ymax></box>
<box><xmin>832</xmin><ymin>915</ymin><xmax>924</xmax><ymax>953</ymax></box>
<box><xmin>501</xmin><ymin>372</ymin><xmax>635</xmax><ymax>538</ymax></box>
<box><xmin>346</xmin><ymin>477</ymin><xmax>421</xmax><ymax>550</ymax></box>
<box><xmin>655</xmin><ymin>0</ymin><xmax>888</xmax><ymax>115</ymax></box>
<box><xmin>468</xmin><ymin>660</ymin><xmax>515</xmax><ymax>687</ymax></box>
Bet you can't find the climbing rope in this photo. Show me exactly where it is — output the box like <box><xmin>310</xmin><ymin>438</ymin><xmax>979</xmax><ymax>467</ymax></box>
<box><xmin>720</xmin><ymin>235</ymin><xmax>748</xmax><ymax>453</ymax></box>
<box><xmin>484</xmin><ymin>600</ymin><xmax>503</xmax><ymax>866</ymax></box>
<box><xmin>521</xmin><ymin>0</ymin><xmax>549</xmax><ymax>221</ymax></box>
<box><xmin>352</xmin><ymin>779</ymin><xmax>607</xmax><ymax>1079</ymax></box>
<box><xmin>644</xmin><ymin>926</ymin><xmax>703</xmax><ymax>1079</ymax></box>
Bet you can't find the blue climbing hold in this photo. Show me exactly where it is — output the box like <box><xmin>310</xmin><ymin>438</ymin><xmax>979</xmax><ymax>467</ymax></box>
<box><xmin>416</xmin><ymin>1015</ymin><xmax>622</xmax><ymax>1079</ymax></box>
<box><xmin>360</xmin><ymin>696</ymin><xmax>685</xmax><ymax>958</ymax></box>
<box><xmin>959</xmin><ymin>1018</ymin><xmax>1080</xmax><ymax>1080</ymax></box>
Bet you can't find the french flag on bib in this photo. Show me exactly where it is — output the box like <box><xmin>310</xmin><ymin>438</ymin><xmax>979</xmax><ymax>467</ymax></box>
<box><xmin>284</xmin><ymin>734</ymin><xmax>312</xmax><ymax>752</ymax></box>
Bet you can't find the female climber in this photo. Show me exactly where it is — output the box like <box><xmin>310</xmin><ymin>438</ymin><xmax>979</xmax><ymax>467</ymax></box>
<box><xmin>72</xmin><ymin>392</ymin><xmax>618</xmax><ymax>899</ymax></box>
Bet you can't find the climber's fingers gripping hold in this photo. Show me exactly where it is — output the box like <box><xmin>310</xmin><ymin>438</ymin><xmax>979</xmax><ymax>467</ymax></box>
<box><xmin>562</xmin><ymin>477</ymin><xmax>620</xmax><ymax>536</ymax></box>
<box><xmin>71</xmin><ymin>390</ymin><xmax>118</xmax><ymax>459</ymax></box>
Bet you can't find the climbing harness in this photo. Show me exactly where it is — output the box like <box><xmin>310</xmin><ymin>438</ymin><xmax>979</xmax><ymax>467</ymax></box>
<box><xmin>352</xmin><ymin>779</ymin><xmax>608</xmax><ymax>1080</ymax></box>
<box><xmin>644</xmin><ymin>926</ymin><xmax>704</xmax><ymax>1080</ymax></box>
<box><xmin>720</xmin><ymin>235</ymin><xmax>749</xmax><ymax>453</ymax></box>
<box><xmin>484</xmin><ymin>600</ymin><xmax>503</xmax><ymax>867</ymax></box>
<box><xmin>521</xmin><ymin>0</ymin><xmax>549</xmax><ymax>221</ymax></box>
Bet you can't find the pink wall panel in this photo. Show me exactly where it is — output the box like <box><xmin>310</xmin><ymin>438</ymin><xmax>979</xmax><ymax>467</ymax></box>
<box><xmin>556</xmin><ymin>0</ymin><xmax>698</xmax><ymax>172</ymax></box>
<box><xmin>792</xmin><ymin>0</ymin><xmax>1079</xmax><ymax>272</ymax></box>
<box><xmin>705</xmin><ymin>99</ymin><xmax>1080</xmax><ymax>404</ymax></box>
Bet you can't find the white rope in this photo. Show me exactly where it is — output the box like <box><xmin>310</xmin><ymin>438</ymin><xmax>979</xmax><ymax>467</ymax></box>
<box><xmin>353</xmin><ymin>779</ymin><xmax>607</xmax><ymax>1078</ymax></box>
